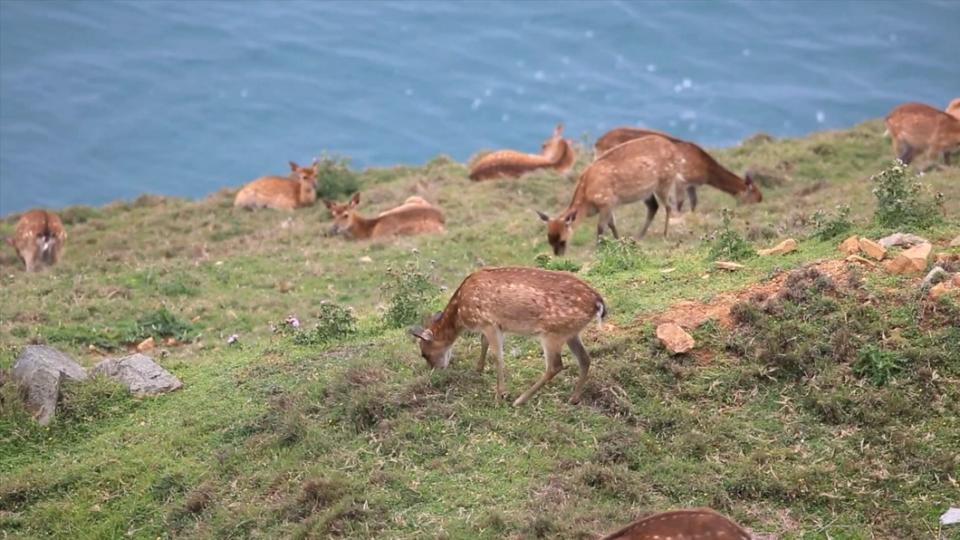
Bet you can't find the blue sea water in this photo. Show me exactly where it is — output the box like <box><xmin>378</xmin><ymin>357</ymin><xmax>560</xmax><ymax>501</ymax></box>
<box><xmin>1</xmin><ymin>0</ymin><xmax>957</xmax><ymax>215</ymax></box>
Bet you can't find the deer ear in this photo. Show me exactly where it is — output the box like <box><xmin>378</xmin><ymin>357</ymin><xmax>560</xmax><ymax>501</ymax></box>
<box><xmin>409</xmin><ymin>327</ymin><xmax>433</xmax><ymax>341</ymax></box>
<box><xmin>564</xmin><ymin>210</ymin><xmax>577</xmax><ymax>225</ymax></box>
<box><xmin>4</xmin><ymin>237</ymin><xmax>13</xmax><ymax>247</ymax></box>
<box><xmin>554</xmin><ymin>123</ymin><xmax>564</xmax><ymax>137</ymax></box>
<box><xmin>289</xmin><ymin>161</ymin><xmax>300</xmax><ymax>171</ymax></box>
<box><xmin>323</xmin><ymin>199</ymin><xmax>334</xmax><ymax>210</ymax></box>
<box><xmin>744</xmin><ymin>172</ymin><xmax>754</xmax><ymax>186</ymax></box>
<box><xmin>430</xmin><ymin>311</ymin><xmax>442</xmax><ymax>324</ymax></box>
<box><xmin>535</xmin><ymin>210</ymin><xmax>550</xmax><ymax>222</ymax></box>
<box><xmin>349</xmin><ymin>192</ymin><xmax>360</xmax><ymax>207</ymax></box>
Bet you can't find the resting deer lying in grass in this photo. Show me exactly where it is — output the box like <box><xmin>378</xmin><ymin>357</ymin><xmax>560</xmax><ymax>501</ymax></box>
<box><xmin>234</xmin><ymin>161</ymin><xmax>318</xmax><ymax>210</ymax></box>
<box><xmin>410</xmin><ymin>267</ymin><xmax>605</xmax><ymax>406</ymax></box>
<box><xmin>468</xmin><ymin>123</ymin><xmax>576</xmax><ymax>181</ymax></box>
<box><xmin>323</xmin><ymin>193</ymin><xmax>445</xmax><ymax>239</ymax></box>
<box><xmin>885</xmin><ymin>100</ymin><xmax>960</xmax><ymax>168</ymax></box>
<box><xmin>537</xmin><ymin>136</ymin><xmax>704</xmax><ymax>255</ymax></box>
<box><xmin>594</xmin><ymin>127</ymin><xmax>762</xmax><ymax>214</ymax></box>
<box><xmin>6</xmin><ymin>209</ymin><xmax>66</xmax><ymax>272</ymax></box>
<box><xmin>600</xmin><ymin>508</ymin><xmax>751</xmax><ymax>540</ymax></box>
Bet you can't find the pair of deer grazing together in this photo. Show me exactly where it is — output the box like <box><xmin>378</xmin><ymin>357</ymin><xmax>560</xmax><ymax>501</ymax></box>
<box><xmin>885</xmin><ymin>97</ymin><xmax>960</xmax><ymax>169</ymax></box>
<box><xmin>232</xmin><ymin>160</ymin><xmax>447</xmax><ymax>239</ymax></box>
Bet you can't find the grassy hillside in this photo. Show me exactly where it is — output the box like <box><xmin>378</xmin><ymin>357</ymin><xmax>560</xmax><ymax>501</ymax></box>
<box><xmin>1</xmin><ymin>120</ymin><xmax>958</xmax><ymax>539</ymax></box>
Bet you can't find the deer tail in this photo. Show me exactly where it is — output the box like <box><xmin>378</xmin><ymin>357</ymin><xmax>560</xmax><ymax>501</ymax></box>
<box><xmin>595</xmin><ymin>299</ymin><xmax>607</xmax><ymax>330</ymax></box>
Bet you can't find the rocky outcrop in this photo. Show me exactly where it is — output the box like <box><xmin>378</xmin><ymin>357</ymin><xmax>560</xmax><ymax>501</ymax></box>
<box><xmin>757</xmin><ymin>238</ymin><xmax>797</xmax><ymax>256</ymax></box>
<box><xmin>92</xmin><ymin>353</ymin><xmax>182</xmax><ymax>397</ymax></box>
<box><xmin>884</xmin><ymin>242</ymin><xmax>932</xmax><ymax>274</ymax></box>
<box><xmin>11</xmin><ymin>345</ymin><xmax>87</xmax><ymax>425</ymax></box>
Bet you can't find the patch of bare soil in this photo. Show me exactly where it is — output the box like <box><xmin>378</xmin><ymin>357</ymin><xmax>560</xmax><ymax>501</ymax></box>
<box><xmin>646</xmin><ymin>259</ymin><xmax>853</xmax><ymax>330</ymax></box>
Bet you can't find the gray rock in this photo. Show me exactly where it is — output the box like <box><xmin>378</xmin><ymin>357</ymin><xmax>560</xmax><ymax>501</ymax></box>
<box><xmin>92</xmin><ymin>353</ymin><xmax>182</xmax><ymax>397</ymax></box>
<box><xmin>12</xmin><ymin>345</ymin><xmax>87</xmax><ymax>425</ymax></box>
<box><xmin>921</xmin><ymin>266</ymin><xmax>949</xmax><ymax>289</ymax></box>
<box><xmin>877</xmin><ymin>232</ymin><xmax>929</xmax><ymax>248</ymax></box>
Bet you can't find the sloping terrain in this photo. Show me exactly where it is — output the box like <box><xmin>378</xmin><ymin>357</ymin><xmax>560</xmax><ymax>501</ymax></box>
<box><xmin>1</xmin><ymin>121</ymin><xmax>958</xmax><ymax>539</ymax></box>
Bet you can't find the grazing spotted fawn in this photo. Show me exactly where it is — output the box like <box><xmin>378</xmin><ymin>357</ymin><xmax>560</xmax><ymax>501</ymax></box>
<box><xmin>600</xmin><ymin>508</ymin><xmax>752</xmax><ymax>540</ymax></box>
<box><xmin>410</xmin><ymin>267</ymin><xmax>605</xmax><ymax>406</ymax></box>
<box><xmin>6</xmin><ymin>209</ymin><xmax>67</xmax><ymax>272</ymax></box>
<box><xmin>323</xmin><ymin>193</ymin><xmax>445</xmax><ymax>239</ymax></box>
<box><xmin>469</xmin><ymin>123</ymin><xmax>576</xmax><ymax>181</ymax></box>
<box><xmin>234</xmin><ymin>160</ymin><xmax>318</xmax><ymax>210</ymax></box>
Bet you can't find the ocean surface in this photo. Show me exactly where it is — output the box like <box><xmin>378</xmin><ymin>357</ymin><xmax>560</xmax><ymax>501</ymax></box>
<box><xmin>1</xmin><ymin>0</ymin><xmax>958</xmax><ymax>215</ymax></box>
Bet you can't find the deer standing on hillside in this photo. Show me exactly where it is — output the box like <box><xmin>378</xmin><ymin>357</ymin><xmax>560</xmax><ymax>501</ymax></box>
<box><xmin>323</xmin><ymin>193</ymin><xmax>445</xmax><ymax>240</ymax></box>
<box><xmin>536</xmin><ymin>136</ymin><xmax>700</xmax><ymax>256</ymax></box>
<box><xmin>885</xmin><ymin>100</ymin><xmax>960</xmax><ymax>168</ymax></box>
<box><xmin>410</xmin><ymin>267</ymin><xmax>605</xmax><ymax>406</ymax></box>
<box><xmin>468</xmin><ymin>124</ymin><xmax>576</xmax><ymax>181</ymax></box>
<box><xmin>594</xmin><ymin>127</ymin><xmax>762</xmax><ymax>215</ymax></box>
<box><xmin>234</xmin><ymin>161</ymin><xmax>318</xmax><ymax>210</ymax></box>
<box><xmin>6</xmin><ymin>209</ymin><xmax>67</xmax><ymax>272</ymax></box>
<box><xmin>599</xmin><ymin>508</ymin><xmax>752</xmax><ymax>540</ymax></box>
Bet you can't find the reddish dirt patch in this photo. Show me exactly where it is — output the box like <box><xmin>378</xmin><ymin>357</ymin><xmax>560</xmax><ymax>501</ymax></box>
<box><xmin>646</xmin><ymin>259</ymin><xmax>853</xmax><ymax>330</ymax></box>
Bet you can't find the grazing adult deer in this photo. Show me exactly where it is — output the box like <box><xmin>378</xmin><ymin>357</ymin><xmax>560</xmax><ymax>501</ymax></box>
<box><xmin>600</xmin><ymin>508</ymin><xmax>752</xmax><ymax>540</ymax></box>
<box><xmin>234</xmin><ymin>161</ymin><xmax>318</xmax><ymax>210</ymax></box>
<box><xmin>594</xmin><ymin>127</ymin><xmax>762</xmax><ymax>214</ymax></box>
<box><xmin>323</xmin><ymin>193</ymin><xmax>445</xmax><ymax>239</ymax></box>
<box><xmin>409</xmin><ymin>267</ymin><xmax>605</xmax><ymax>406</ymax></box>
<box><xmin>6</xmin><ymin>209</ymin><xmax>67</xmax><ymax>272</ymax></box>
<box><xmin>536</xmin><ymin>136</ymin><xmax>697</xmax><ymax>256</ymax></box>
<box><xmin>468</xmin><ymin>123</ymin><xmax>576</xmax><ymax>181</ymax></box>
<box><xmin>885</xmin><ymin>101</ymin><xmax>960</xmax><ymax>168</ymax></box>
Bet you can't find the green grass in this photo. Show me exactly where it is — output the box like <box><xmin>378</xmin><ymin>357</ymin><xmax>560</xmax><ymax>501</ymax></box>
<box><xmin>1</xmin><ymin>120</ymin><xmax>959</xmax><ymax>538</ymax></box>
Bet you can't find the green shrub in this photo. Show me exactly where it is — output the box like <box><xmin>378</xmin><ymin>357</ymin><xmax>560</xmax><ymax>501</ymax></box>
<box><xmin>589</xmin><ymin>237</ymin><xmax>648</xmax><ymax>275</ymax></box>
<box><xmin>288</xmin><ymin>302</ymin><xmax>358</xmax><ymax>346</ymax></box>
<box><xmin>382</xmin><ymin>261</ymin><xmax>439</xmax><ymax>329</ymax></box>
<box><xmin>707</xmin><ymin>209</ymin><xmax>756</xmax><ymax>261</ymax></box>
<box><xmin>57</xmin><ymin>376</ymin><xmax>133</xmax><ymax>424</ymax></box>
<box><xmin>44</xmin><ymin>308</ymin><xmax>194</xmax><ymax>350</ymax></box>
<box><xmin>811</xmin><ymin>205</ymin><xmax>852</xmax><ymax>241</ymax></box>
<box><xmin>871</xmin><ymin>161</ymin><xmax>943</xmax><ymax>230</ymax></box>
<box><xmin>315</xmin><ymin>154</ymin><xmax>360</xmax><ymax>200</ymax></box>
<box><xmin>534</xmin><ymin>253</ymin><xmax>581</xmax><ymax>273</ymax></box>
<box><xmin>854</xmin><ymin>346</ymin><xmax>905</xmax><ymax>386</ymax></box>
<box><xmin>134</xmin><ymin>308</ymin><xmax>195</xmax><ymax>343</ymax></box>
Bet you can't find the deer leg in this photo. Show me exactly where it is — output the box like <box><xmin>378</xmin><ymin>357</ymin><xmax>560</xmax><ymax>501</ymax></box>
<box><xmin>607</xmin><ymin>212</ymin><xmax>620</xmax><ymax>239</ymax></box>
<box><xmin>513</xmin><ymin>337</ymin><xmax>564</xmax><ymax>406</ymax></box>
<box><xmin>22</xmin><ymin>249</ymin><xmax>37</xmax><ymax>273</ymax></box>
<box><xmin>638</xmin><ymin>196</ymin><xmax>659</xmax><ymax>238</ymax></box>
<box><xmin>687</xmin><ymin>185</ymin><xmax>698</xmax><ymax>212</ymax></box>
<box><xmin>566</xmin><ymin>335</ymin><xmax>591</xmax><ymax>404</ymax></box>
<box><xmin>897</xmin><ymin>140</ymin><xmax>915</xmax><ymax>165</ymax></box>
<box><xmin>481</xmin><ymin>327</ymin><xmax>507</xmax><ymax>401</ymax></box>
<box><xmin>477</xmin><ymin>334</ymin><xmax>489</xmax><ymax>372</ymax></box>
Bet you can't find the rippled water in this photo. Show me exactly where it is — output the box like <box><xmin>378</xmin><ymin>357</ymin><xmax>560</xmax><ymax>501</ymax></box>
<box><xmin>1</xmin><ymin>0</ymin><xmax>957</xmax><ymax>214</ymax></box>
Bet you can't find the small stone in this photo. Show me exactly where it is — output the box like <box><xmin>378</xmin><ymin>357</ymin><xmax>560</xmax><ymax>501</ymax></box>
<box><xmin>884</xmin><ymin>242</ymin><xmax>932</xmax><ymax>274</ymax></box>
<box><xmin>757</xmin><ymin>238</ymin><xmax>797</xmax><ymax>256</ymax></box>
<box><xmin>136</xmin><ymin>336</ymin><xmax>155</xmax><ymax>352</ymax></box>
<box><xmin>876</xmin><ymin>232</ymin><xmax>929</xmax><ymax>248</ymax></box>
<box><xmin>359</xmin><ymin>256</ymin><xmax>373</xmax><ymax>263</ymax></box>
<box><xmin>11</xmin><ymin>345</ymin><xmax>88</xmax><ymax>425</ymax></box>
<box><xmin>858</xmin><ymin>238</ymin><xmax>886</xmax><ymax>261</ymax></box>
<box><xmin>845</xmin><ymin>255</ymin><xmax>876</xmax><ymax>267</ymax></box>
<box><xmin>656</xmin><ymin>323</ymin><xmax>695</xmax><ymax>354</ymax></box>
<box><xmin>714</xmin><ymin>261</ymin><xmax>745</xmax><ymax>271</ymax></box>
<box><xmin>934</xmin><ymin>252</ymin><xmax>960</xmax><ymax>265</ymax></box>
<box><xmin>838</xmin><ymin>235</ymin><xmax>860</xmax><ymax>255</ymax></box>
<box><xmin>929</xmin><ymin>282</ymin><xmax>956</xmax><ymax>300</ymax></box>
<box><xmin>92</xmin><ymin>353</ymin><xmax>182</xmax><ymax>397</ymax></box>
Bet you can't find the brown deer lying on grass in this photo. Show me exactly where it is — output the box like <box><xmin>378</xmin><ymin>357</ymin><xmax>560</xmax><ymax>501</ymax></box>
<box><xmin>323</xmin><ymin>193</ymin><xmax>445</xmax><ymax>239</ymax></box>
<box><xmin>600</xmin><ymin>508</ymin><xmax>751</xmax><ymax>540</ymax></box>
<box><xmin>410</xmin><ymin>267</ymin><xmax>605</xmax><ymax>406</ymax></box>
<box><xmin>536</xmin><ymin>136</ymin><xmax>697</xmax><ymax>255</ymax></box>
<box><xmin>233</xmin><ymin>161</ymin><xmax>318</xmax><ymax>210</ymax></box>
<box><xmin>6</xmin><ymin>209</ymin><xmax>67</xmax><ymax>272</ymax></box>
<box><xmin>885</xmin><ymin>100</ymin><xmax>960</xmax><ymax>168</ymax></box>
<box><xmin>595</xmin><ymin>126</ymin><xmax>762</xmax><ymax>215</ymax></box>
<box><xmin>468</xmin><ymin>123</ymin><xmax>576</xmax><ymax>181</ymax></box>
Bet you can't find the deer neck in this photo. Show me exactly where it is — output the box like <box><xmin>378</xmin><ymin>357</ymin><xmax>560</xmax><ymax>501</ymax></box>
<box><xmin>347</xmin><ymin>214</ymin><xmax>377</xmax><ymax>239</ymax></box>
<box><xmin>431</xmin><ymin>295</ymin><xmax>465</xmax><ymax>345</ymax></box>
<box><xmin>705</xmin><ymin>160</ymin><xmax>747</xmax><ymax>197</ymax></box>
<box><xmin>551</xmin><ymin>140</ymin><xmax>575</xmax><ymax>170</ymax></box>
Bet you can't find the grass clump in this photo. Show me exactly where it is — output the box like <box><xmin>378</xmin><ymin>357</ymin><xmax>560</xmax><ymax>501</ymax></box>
<box><xmin>854</xmin><ymin>345</ymin><xmax>905</xmax><ymax>386</ymax></box>
<box><xmin>534</xmin><ymin>253</ymin><xmax>581</xmax><ymax>273</ymax></box>
<box><xmin>706</xmin><ymin>209</ymin><xmax>755</xmax><ymax>261</ymax></box>
<box><xmin>382</xmin><ymin>260</ymin><xmax>438</xmax><ymax>328</ymax></box>
<box><xmin>57</xmin><ymin>376</ymin><xmax>134</xmax><ymax>424</ymax></box>
<box><xmin>44</xmin><ymin>308</ymin><xmax>194</xmax><ymax>350</ymax></box>
<box><xmin>315</xmin><ymin>154</ymin><xmax>360</xmax><ymax>200</ymax></box>
<box><xmin>284</xmin><ymin>302</ymin><xmax>358</xmax><ymax>346</ymax></box>
<box><xmin>871</xmin><ymin>161</ymin><xmax>944</xmax><ymax>230</ymax></box>
<box><xmin>811</xmin><ymin>204</ymin><xmax>852</xmax><ymax>240</ymax></box>
<box><xmin>589</xmin><ymin>237</ymin><xmax>648</xmax><ymax>275</ymax></box>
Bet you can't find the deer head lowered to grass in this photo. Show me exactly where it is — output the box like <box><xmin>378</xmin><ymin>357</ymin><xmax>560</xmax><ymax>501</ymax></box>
<box><xmin>233</xmin><ymin>160</ymin><xmax>318</xmax><ymax>211</ymax></box>
<box><xmin>409</xmin><ymin>266</ymin><xmax>606</xmax><ymax>406</ymax></box>
<box><xmin>468</xmin><ymin>123</ymin><xmax>576</xmax><ymax>181</ymax></box>
<box><xmin>5</xmin><ymin>209</ymin><xmax>67</xmax><ymax>272</ymax></box>
<box><xmin>323</xmin><ymin>193</ymin><xmax>445</xmax><ymax>240</ymax></box>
